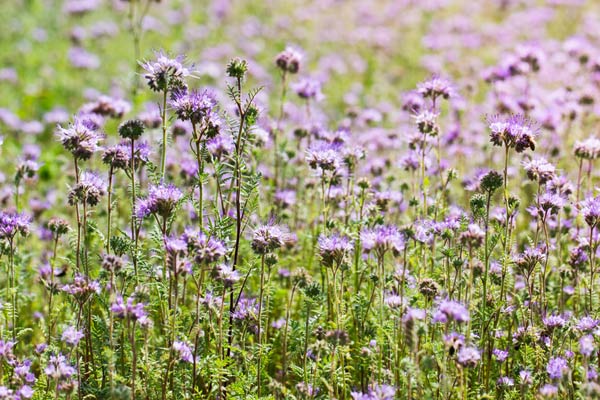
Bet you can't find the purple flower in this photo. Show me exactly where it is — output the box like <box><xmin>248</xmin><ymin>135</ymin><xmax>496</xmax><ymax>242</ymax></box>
<box><xmin>213</xmin><ymin>264</ymin><xmax>240</xmax><ymax>287</ymax></box>
<box><xmin>56</xmin><ymin>117</ymin><xmax>102</xmax><ymax>160</ymax></box>
<box><xmin>351</xmin><ymin>384</ymin><xmax>395</xmax><ymax>400</ymax></box>
<box><xmin>276</xmin><ymin>47</ymin><xmax>302</xmax><ymax>74</ymax></box>
<box><xmin>274</xmin><ymin>190</ymin><xmax>296</xmax><ymax>209</ymax></box>
<box><xmin>487</xmin><ymin>114</ymin><xmax>538</xmax><ymax>153</ymax></box>
<box><xmin>574</xmin><ymin>137</ymin><xmax>600</xmax><ymax>160</ymax></box>
<box><xmin>68</xmin><ymin>171</ymin><xmax>106</xmax><ymax>207</ymax></box>
<box><xmin>182</xmin><ymin>229</ymin><xmax>227</xmax><ymax>264</ymax></box>
<box><xmin>576</xmin><ymin>316</ymin><xmax>599</xmax><ymax>332</ymax></box>
<box><xmin>292</xmin><ymin>78</ymin><xmax>324</xmax><ymax>101</ymax></box>
<box><xmin>417</xmin><ymin>75</ymin><xmax>455</xmax><ymax>101</ymax></box>
<box><xmin>68</xmin><ymin>47</ymin><xmax>100</xmax><ymax>69</ymax></box>
<box><xmin>588</xmin><ymin>366</ymin><xmax>598</xmax><ymax>381</ymax></box>
<box><xmin>543</xmin><ymin>315</ymin><xmax>566</xmax><ymax>330</ymax></box>
<box><xmin>580</xmin><ymin>335</ymin><xmax>595</xmax><ymax>357</ymax></box>
<box><xmin>433</xmin><ymin>300</ymin><xmax>469</xmax><ymax>324</ymax></box>
<box><xmin>171</xmin><ymin>89</ymin><xmax>221</xmax><ymax>136</ymax></box>
<box><xmin>62</xmin><ymin>274</ymin><xmax>101</xmax><ymax>300</ymax></box>
<box><xmin>547</xmin><ymin>357</ymin><xmax>569</xmax><ymax>380</ymax></box>
<box><xmin>140</xmin><ymin>51</ymin><xmax>189</xmax><ymax>92</ymax></box>
<box><xmin>173</xmin><ymin>341</ymin><xmax>194</xmax><ymax>363</ymax></box>
<box><xmin>523</xmin><ymin>158</ymin><xmax>556</xmax><ymax>184</ymax></box>
<box><xmin>318</xmin><ymin>234</ymin><xmax>353</xmax><ymax>266</ymax></box>
<box><xmin>61</xmin><ymin>326</ymin><xmax>84</xmax><ymax>346</ymax></box>
<box><xmin>251</xmin><ymin>225</ymin><xmax>287</xmax><ymax>254</ymax></box>
<box><xmin>581</xmin><ymin>196</ymin><xmax>600</xmax><ymax>227</ymax></box>
<box><xmin>414</xmin><ymin>110</ymin><xmax>439</xmax><ymax>136</ymax></box>
<box><xmin>306</xmin><ymin>141</ymin><xmax>343</xmax><ymax>172</ymax></box>
<box><xmin>206</xmin><ymin>134</ymin><xmax>234</xmax><ymax>158</ymax></box>
<box><xmin>0</xmin><ymin>341</ymin><xmax>15</xmax><ymax>362</ymax></box>
<box><xmin>361</xmin><ymin>225</ymin><xmax>405</xmax><ymax>256</ymax></box>
<box><xmin>0</xmin><ymin>212</ymin><xmax>30</xmax><ymax>240</ymax></box>
<box><xmin>232</xmin><ymin>297</ymin><xmax>258</xmax><ymax>322</ymax></box>
<box><xmin>80</xmin><ymin>95</ymin><xmax>131</xmax><ymax>119</ymax></box>
<box><xmin>492</xmin><ymin>349</ymin><xmax>509</xmax><ymax>362</ymax></box>
<box><xmin>18</xmin><ymin>385</ymin><xmax>34</xmax><ymax>399</ymax></box>
<box><xmin>539</xmin><ymin>384</ymin><xmax>558</xmax><ymax>397</ymax></box>
<box><xmin>136</xmin><ymin>184</ymin><xmax>183</xmax><ymax>220</ymax></box>
<box><xmin>458</xmin><ymin>223</ymin><xmax>485</xmax><ymax>248</ymax></box>
<box><xmin>519</xmin><ymin>370</ymin><xmax>533</xmax><ymax>385</ymax></box>
<box><xmin>296</xmin><ymin>381</ymin><xmax>319</xmax><ymax>398</ymax></box>
<box><xmin>102</xmin><ymin>145</ymin><xmax>130</xmax><ymax>170</ymax></box>
<box><xmin>111</xmin><ymin>295</ymin><xmax>151</xmax><ymax>327</ymax></box>
<box><xmin>497</xmin><ymin>377</ymin><xmax>514</xmax><ymax>387</ymax></box>
<box><xmin>44</xmin><ymin>353</ymin><xmax>76</xmax><ymax>380</ymax></box>
<box><xmin>457</xmin><ymin>346</ymin><xmax>480</xmax><ymax>368</ymax></box>
<box><xmin>537</xmin><ymin>192</ymin><xmax>564</xmax><ymax>215</ymax></box>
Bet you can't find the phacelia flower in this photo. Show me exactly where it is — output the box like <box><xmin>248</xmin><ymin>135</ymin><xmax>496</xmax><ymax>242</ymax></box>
<box><xmin>433</xmin><ymin>300</ymin><xmax>470</xmax><ymax>324</ymax></box>
<box><xmin>581</xmin><ymin>196</ymin><xmax>600</xmax><ymax>227</ymax></box>
<box><xmin>101</xmin><ymin>145</ymin><xmax>130</xmax><ymax>170</ymax></box>
<box><xmin>136</xmin><ymin>184</ymin><xmax>183</xmax><ymax>220</ymax></box>
<box><xmin>417</xmin><ymin>75</ymin><xmax>455</xmax><ymax>101</ymax></box>
<box><xmin>0</xmin><ymin>212</ymin><xmax>31</xmax><ymax>240</ymax></box>
<box><xmin>56</xmin><ymin>117</ymin><xmax>102</xmax><ymax>160</ymax></box>
<box><xmin>574</xmin><ymin>137</ymin><xmax>600</xmax><ymax>160</ymax></box>
<box><xmin>171</xmin><ymin>89</ymin><xmax>221</xmax><ymax>137</ymax></box>
<box><xmin>361</xmin><ymin>225</ymin><xmax>405</xmax><ymax>256</ymax></box>
<box><xmin>182</xmin><ymin>229</ymin><xmax>227</xmax><ymax>264</ymax></box>
<box><xmin>61</xmin><ymin>326</ymin><xmax>84</xmax><ymax>346</ymax></box>
<box><xmin>523</xmin><ymin>158</ymin><xmax>556</xmax><ymax>184</ymax></box>
<box><xmin>457</xmin><ymin>346</ymin><xmax>480</xmax><ymax>368</ymax></box>
<box><xmin>111</xmin><ymin>295</ymin><xmax>151</xmax><ymax>327</ymax></box>
<box><xmin>487</xmin><ymin>114</ymin><xmax>538</xmax><ymax>153</ymax></box>
<box><xmin>318</xmin><ymin>234</ymin><xmax>353</xmax><ymax>267</ymax></box>
<box><xmin>173</xmin><ymin>341</ymin><xmax>195</xmax><ymax>363</ymax></box>
<box><xmin>292</xmin><ymin>78</ymin><xmax>324</xmax><ymax>101</ymax></box>
<box><xmin>251</xmin><ymin>225</ymin><xmax>287</xmax><ymax>254</ymax></box>
<box><xmin>68</xmin><ymin>171</ymin><xmax>106</xmax><ymax>207</ymax></box>
<box><xmin>275</xmin><ymin>47</ymin><xmax>302</xmax><ymax>74</ymax></box>
<box><xmin>547</xmin><ymin>357</ymin><xmax>569</xmax><ymax>380</ymax></box>
<box><xmin>140</xmin><ymin>51</ymin><xmax>189</xmax><ymax>92</ymax></box>
<box><xmin>306</xmin><ymin>141</ymin><xmax>343</xmax><ymax>172</ymax></box>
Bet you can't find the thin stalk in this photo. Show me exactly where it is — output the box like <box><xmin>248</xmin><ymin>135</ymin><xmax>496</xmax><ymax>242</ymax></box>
<box><xmin>160</xmin><ymin>89</ymin><xmax>168</xmax><ymax>179</ymax></box>
<box><xmin>106</xmin><ymin>165</ymin><xmax>114</xmax><ymax>253</ymax></box>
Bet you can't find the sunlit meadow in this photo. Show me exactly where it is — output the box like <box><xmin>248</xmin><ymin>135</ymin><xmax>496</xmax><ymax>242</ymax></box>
<box><xmin>0</xmin><ymin>0</ymin><xmax>599</xmax><ymax>399</ymax></box>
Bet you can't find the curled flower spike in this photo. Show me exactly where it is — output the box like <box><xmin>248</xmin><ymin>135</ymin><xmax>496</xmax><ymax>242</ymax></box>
<box><xmin>111</xmin><ymin>295</ymin><xmax>152</xmax><ymax>327</ymax></box>
<box><xmin>433</xmin><ymin>300</ymin><xmax>470</xmax><ymax>324</ymax></box>
<box><xmin>251</xmin><ymin>224</ymin><xmax>287</xmax><ymax>254</ymax></box>
<box><xmin>581</xmin><ymin>196</ymin><xmax>600</xmax><ymax>227</ymax></box>
<box><xmin>56</xmin><ymin>117</ymin><xmax>103</xmax><ymax>160</ymax></box>
<box><xmin>318</xmin><ymin>234</ymin><xmax>353</xmax><ymax>267</ymax></box>
<box><xmin>523</xmin><ymin>157</ymin><xmax>556</xmax><ymax>184</ymax></box>
<box><xmin>136</xmin><ymin>183</ymin><xmax>183</xmax><ymax>220</ymax></box>
<box><xmin>67</xmin><ymin>171</ymin><xmax>106</xmax><ymax>207</ymax></box>
<box><xmin>417</xmin><ymin>75</ymin><xmax>455</xmax><ymax>101</ymax></box>
<box><xmin>361</xmin><ymin>225</ymin><xmax>405</xmax><ymax>256</ymax></box>
<box><xmin>457</xmin><ymin>346</ymin><xmax>481</xmax><ymax>368</ymax></box>
<box><xmin>140</xmin><ymin>51</ymin><xmax>189</xmax><ymax>93</ymax></box>
<box><xmin>170</xmin><ymin>89</ymin><xmax>222</xmax><ymax>137</ymax></box>
<box><xmin>574</xmin><ymin>137</ymin><xmax>600</xmax><ymax>160</ymax></box>
<box><xmin>487</xmin><ymin>114</ymin><xmax>539</xmax><ymax>153</ymax></box>
<box><xmin>292</xmin><ymin>78</ymin><xmax>324</xmax><ymax>101</ymax></box>
<box><xmin>275</xmin><ymin>46</ymin><xmax>302</xmax><ymax>74</ymax></box>
<box><xmin>0</xmin><ymin>212</ymin><xmax>30</xmax><ymax>240</ymax></box>
<box><xmin>181</xmin><ymin>229</ymin><xmax>227</xmax><ymax>264</ymax></box>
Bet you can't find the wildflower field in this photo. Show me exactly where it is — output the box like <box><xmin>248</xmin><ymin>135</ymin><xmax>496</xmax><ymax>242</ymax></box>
<box><xmin>2</xmin><ymin>0</ymin><xmax>600</xmax><ymax>398</ymax></box>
